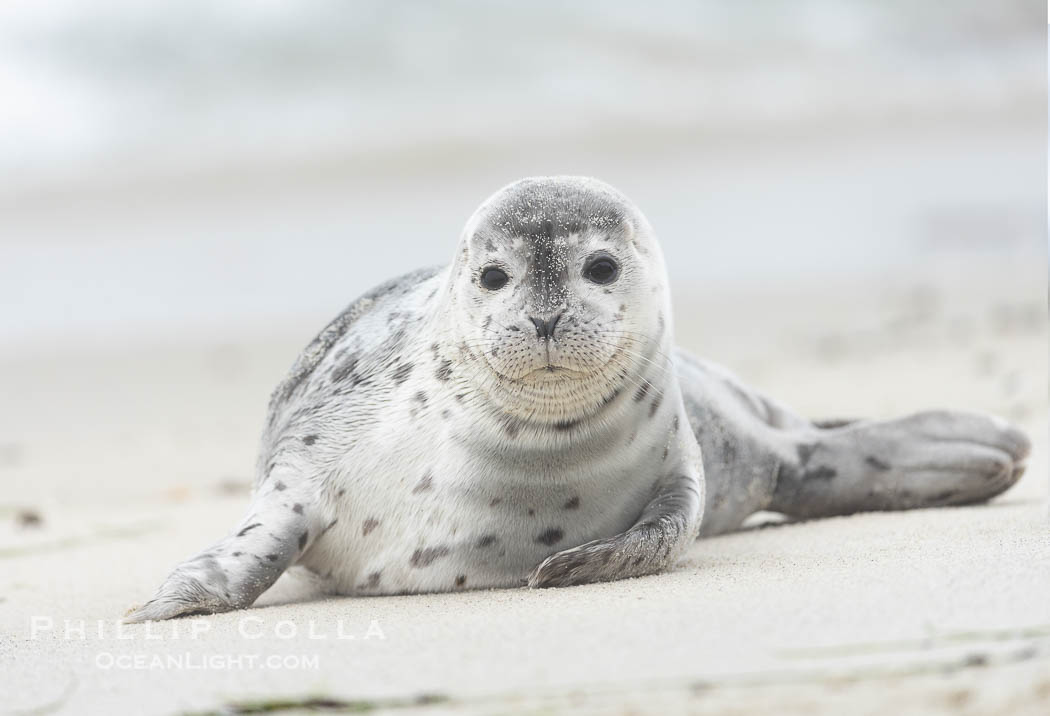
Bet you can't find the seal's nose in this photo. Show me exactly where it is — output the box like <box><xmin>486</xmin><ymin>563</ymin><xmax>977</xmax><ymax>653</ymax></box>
<box><xmin>529</xmin><ymin>312</ymin><xmax>563</xmax><ymax>340</ymax></box>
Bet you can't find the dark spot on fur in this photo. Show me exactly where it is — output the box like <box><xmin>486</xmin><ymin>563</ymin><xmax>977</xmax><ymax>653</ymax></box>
<box><xmin>632</xmin><ymin>555</ymin><xmax>645</xmax><ymax>567</ymax></box>
<box><xmin>483</xmin><ymin>315</ymin><xmax>492</xmax><ymax>329</ymax></box>
<box><xmin>414</xmin><ymin>391</ymin><xmax>428</xmax><ymax>405</ymax></box>
<box><xmin>797</xmin><ymin>443</ymin><xmax>817</xmax><ymax>466</ymax></box>
<box><xmin>330</xmin><ymin>355</ymin><xmax>360</xmax><ymax>383</ymax></box>
<box><xmin>410</xmin><ymin>546</ymin><xmax>451</xmax><ymax>568</ymax></box>
<box><xmin>489</xmin><ymin>497</ymin><xmax>503</xmax><ymax>507</ymax></box>
<box><xmin>413</xmin><ymin>471</ymin><xmax>434</xmax><ymax>493</ymax></box>
<box><xmin>390</xmin><ymin>362</ymin><xmax>414</xmax><ymax>385</ymax></box>
<box><xmin>362</xmin><ymin>518</ymin><xmax>380</xmax><ymax>536</ymax></box>
<box><xmin>535</xmin><ymin>528</ymin><xmax>564</xmax><ymax>546</ymax></box>
<box><xmin>720</xmin><ymin>439</ymin><xmax>737</xmax><ymax>464</ymax></box>
<box><xmin>274</xmin><ymin>481</ymin><xmax>287</xmax><ymax>491</ymax></box>
<box><xmin>298</xmin><ymin>530</ymin><xmax>309</xmax><ymax>550</ymax></box>
<box><xmin>563</xmin><ymin>496</ymin><xmax>580</xmax><ymax>510</ymax></box>
<box><xmin>504</xmin><ymin>420</ymin><xmax>519</xmax><ymax>438</ymax></box>
<box><xmin>436</xmin><ymin>360</ymin><xmax>453</xmax><ymax>381</ymax></box>
<box><xmin>649</xmin><ymin>392</ymin><xmax>664</xmax><ymax>417</ymax></box>
<box><xmin>671</xmin><ymin>416</ymin><xmax>679</xmax><ymax>434</ymax></box>
<box><xmin>865</xmin><ymin>455</ymin><xmax>892</xmax><ymax>471</ymax></box>
<box><xmin>232</xmin><ymin>551</ymin><xmax>242</xmax><ymax>557</ymax></box>
<box><xmin>266</xmin><ymin>554</ymin><xmax>279</xmax><ymax>562</ymax></box>
<box><xmin>302</xmin><ymin>434</ymin><xmax>318</xmax><ymax>446</ymax></box>
<box><xmin>322</xmin><ymin>518</ymin><xmax>339</xmax><ymax>535</ymax></box>
<box><xmin>553</xmin><ymin>419</ymin><xmax>578</xmax><ymax>431</ymax></box>
<box><xmin>815</xmin><ymin>418</ymin><xmax>858</xmax><ymax>429</ymax></box>
<box><xmin>634</xmin><ymin>382</ymin><xmax>651</xmax><ymax>401</ymax></box>
<box><xmin>361</xmin><ymin>571</ymin><xmax>381</xmax><ymax>589</ymax></box>
<box><xmin>441</xmin><ymin>409</ymin><xmax>451</xmax><ymax>419</ymax></box>
<box><xmin>455</xmin><ymin>575</ymin><xmax>467</xmax><ymax>588</ymax></box>
<box><xmin>292</xmin><ymin>503</ymin><xmax>303</xmax><ymax>514</ymax></box>
<box><xmin>805</xmin><ymin>466</ymin><xmax>838</xmax><ymax>481</ymax></box>
<box><xmin>661</xmin><ymin>445</ymin><xmax>670</xmax><ymax>461</ymax></box>
<box><xmin>237</xmin><ymin>523</ymin><xmax>262</xmax><ymax>537</ymax></box>
<box><xmin>527</xmin><ymin>508</ymin><xmax>535</xmax><ymax>517</ymax></box>
<box><xmin>476</xmin><ymin>535</ymin><xmax>498</xmax><ymax>548</ymax></box>
<box><xmin>337</xmin><ymin>489</ymin><xmax>346</xmax><ymax>497</ymax></box>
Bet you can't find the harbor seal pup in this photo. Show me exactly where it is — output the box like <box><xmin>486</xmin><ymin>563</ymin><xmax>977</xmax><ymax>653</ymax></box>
<box><xmin>127</xmin><ymin>176</ymin><xmax>1031</xmax><ymax>621</ymax></box>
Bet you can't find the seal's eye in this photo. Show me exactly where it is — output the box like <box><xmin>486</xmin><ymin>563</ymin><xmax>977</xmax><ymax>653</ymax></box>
<box><xmin>480</xmin><ymin>266</ymin><xmax>509</xmax><ymax>291</ymax></box>
<box><xmin>584</xmin><ymin>256</ymin><xmax>619</xmax><ymax>285</ymax></box>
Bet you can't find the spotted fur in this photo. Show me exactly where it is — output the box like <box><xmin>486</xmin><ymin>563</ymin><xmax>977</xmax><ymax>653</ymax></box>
<box><xmin>127</xmin><ymin>177</ymin><xmax>1030</xmax><ymax>622</ymax></box>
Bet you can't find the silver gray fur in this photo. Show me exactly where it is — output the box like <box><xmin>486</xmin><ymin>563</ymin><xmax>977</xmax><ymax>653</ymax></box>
<box><xmin>127</xmin><ymin>176</ymin><xmax>1030</xmax><ymax>622</ymax></box>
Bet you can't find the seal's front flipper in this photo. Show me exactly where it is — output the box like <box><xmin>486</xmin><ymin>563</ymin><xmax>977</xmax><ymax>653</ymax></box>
<box><xmin>770</xmin><ymin>410</ymin><xmax>1031</xmax><ymax>519</ymax></box>
<box><xmin>126</xmin><ymin>481</ymin><xmax>318</xmax><ymax>622</ymax></box>
<box><xmin>528</xmin><ymin>473</ymin><xmax>702</xmax><ymax>588</ymax></box>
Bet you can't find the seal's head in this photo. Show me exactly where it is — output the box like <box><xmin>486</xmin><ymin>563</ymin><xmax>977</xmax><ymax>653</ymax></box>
<box><xmin>447</xmin><ymin>176</ymin><xmax>672</xmax><ymax>425</ymax></box>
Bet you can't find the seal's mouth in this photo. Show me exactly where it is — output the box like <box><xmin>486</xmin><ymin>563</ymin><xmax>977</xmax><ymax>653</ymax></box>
<box><xmin>523</xmin><ymin>365</ymin><xmax>590</xmax><ymax>381</ymax></box>
<box><xmin>487</xmin><ymin>342</ymin><xmax>629</xmax><ymax>385</ymax></box>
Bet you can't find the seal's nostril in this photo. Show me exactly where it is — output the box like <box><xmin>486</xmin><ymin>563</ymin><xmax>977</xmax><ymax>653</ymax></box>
<box><xmin>528</xmin><ymin>312</ymin><xmax>563</xmax><ymax>340</ymax></box>
<box><xmin>547</xmin><ymin>312</ymin><xmax>562</xmax><ymax>337</ymax></box>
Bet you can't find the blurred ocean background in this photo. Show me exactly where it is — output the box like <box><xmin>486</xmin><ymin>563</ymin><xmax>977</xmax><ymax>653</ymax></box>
<box><xmin>1</xmin><ymin>10</ymin><xmax>1047</xmax><ymax>713</ymax></box>
<box><xmin>0</xmin><ymin>0</ymin><xmax>1044</xmax><ymax>347</ymax></box>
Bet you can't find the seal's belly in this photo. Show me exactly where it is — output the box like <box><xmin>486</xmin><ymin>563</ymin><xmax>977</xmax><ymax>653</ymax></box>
<box><xmin>298</xmin><ymin>443</ymin><xmax>656</xmax><ymax>595</ymax></box>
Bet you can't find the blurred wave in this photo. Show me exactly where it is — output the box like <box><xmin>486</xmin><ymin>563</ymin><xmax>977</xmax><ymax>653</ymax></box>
<box><xmin>0</xmin><ymin>1</ymin><xmax>1044</xmax><ymax>346</ymax></box>
<box><xmin>0</xmin><ymin>0</ymin><xmax>1041</xmax><ymax>182</ymax></box>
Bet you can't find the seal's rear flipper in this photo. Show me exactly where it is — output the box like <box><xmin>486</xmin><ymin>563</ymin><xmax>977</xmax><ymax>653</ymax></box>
<box><xmin>769</xmin><ymin>410</ymin><xmax>1030</xmax><ymax>519</ymax></box>
<box><xmin>126</xmin><ymin>479</ymin><xmax>318</xmax><ymax>622</ymax></box>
